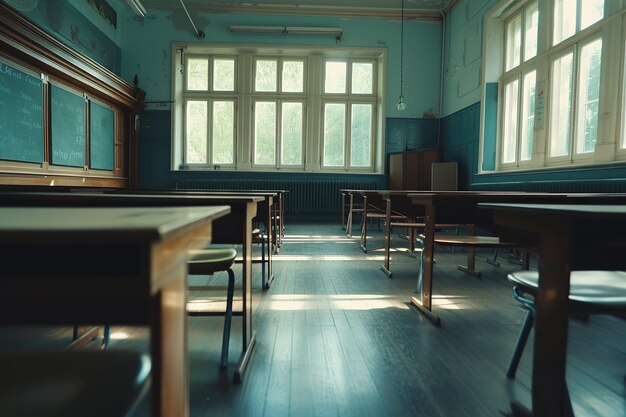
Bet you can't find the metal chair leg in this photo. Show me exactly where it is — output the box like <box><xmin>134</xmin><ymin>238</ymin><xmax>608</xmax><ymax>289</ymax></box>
<box><xmin>221</xmin><ymin>268</ymin><xmax>235</xmax><ymax>368</ymax></box>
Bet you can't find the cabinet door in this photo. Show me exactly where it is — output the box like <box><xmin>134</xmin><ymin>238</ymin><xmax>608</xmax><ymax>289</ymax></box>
<box><xmin>388</xmin><ymin>153</ymin><xmax>404</xmax><ymax>190</ymax></box>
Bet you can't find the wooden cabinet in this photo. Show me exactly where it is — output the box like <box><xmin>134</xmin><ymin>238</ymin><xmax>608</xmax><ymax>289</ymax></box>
<box><xmin>387</xmin><ymin>149</ymin><xmax>439</xmax><ymax>190</ymax></box>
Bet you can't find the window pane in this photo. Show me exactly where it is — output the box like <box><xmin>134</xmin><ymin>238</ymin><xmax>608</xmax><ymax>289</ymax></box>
<box><xmin>213</xmin><ymin>58</ymin><xmax>235</xmax><ymax>92</ymax></box>
<box><xmin>505</xmin><ymin>15</ymin><xmax>522</xmax><ymax>71</ymax></box>
<box><xmin>524</xmin><ymin>2</ymin><xmax>538</xmax><ymax>61</ymax></box>
<box><xmin>255</xmin><ymin>60</ymin><xmax>277</xmax><ymax>92</ymax></box>
<box><xmin>185</xmin><ymin>101</ymin><xmax>207</xmax><ymax>163</ymax></box>
<box><xmin>282</xmin><ymin>61</ymin><xmax>304</xmax><ymax>93</ymax></box>
<box><xmin>520</xmin><ymin>71</ymin><xmax>536</xmax><ymax>161</ymax></box>
<box><xmin>212</xmin><ymin>101</ymin><xmax>234</xmax><ymax>164</ymax></box>
<box><xmin>577</xmin><ymin>38</ymin><xmax>602</xmax><ymax>154</ymax></box>
<box><xmin>187</xmin><ymin>58</ymin><xmax>208</xmax><ymax>91</ymax></box>
<box><xmin>281</xmin><ymin>102</ymin><xmax>303</xmax><ymax>165</ymax></box>
<box><xmin>502</xmin><ymin>79</ymin><xmax>519</xmax><ymax>164</ymax></box>
<box><xmin>254</xmin><ymin>101</ymin><xmax>276</xmax><ymax>165</ymax></box>
<box><xmin>352</xmin><ymin>63</ymin><xmax>373</xmax><ymax>94</ymax></box>
<box><xmin>550</xmin><ymin>52</ymin><xmax>574</xmax><ymax>157</ymax></box>
<box><xmin>553</xmin><ymin>0</ymin><xmax>576</xmax><ymax>45</ymax></box>
<box><xmin>350</xmin><ymin>104</ymin><xmax>372</xmax><ymax>167</ymax></box>
<box><xmin>325</xmin><ymin>62</ymin><xmax>347</xmax><ymax>93</ymax></box>
<box><xmin>580</xmin><ymin>0</ymin><xmax>604</xmax><ymax>31</ymax></box>
<box><xmin>323</xmin><ymin>103</ymin><xmax>345</xmax><ymax>166</ymax></box>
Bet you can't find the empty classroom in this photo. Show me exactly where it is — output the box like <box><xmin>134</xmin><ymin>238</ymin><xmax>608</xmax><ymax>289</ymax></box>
<box><xmin>0</xmin><ymin>1</ymin><xmax>625</xmax><ymax>417</ymax></box>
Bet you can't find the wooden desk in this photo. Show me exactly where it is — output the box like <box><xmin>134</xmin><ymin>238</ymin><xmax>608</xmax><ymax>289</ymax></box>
<box><xmin>160</xmin><ymin>189</ymin><xmax>277</xmax><ymax>287</ymax></box>
<box><xmin>479</xmin><ymin>203</ymin><xmax>626</xmax><ymax>417</ymax></box>
<box><xmin>0</xmin><ymin>205</ymin><xmax>230</xmax><ymax>417</ymax></box>
<box><xmin>0</xmin><ymin>190</ymin><xmax>261</xmax><ymax>383</ymax></box>
<box><xmin>406</xmin><ymin>192</ymin><xmax>581</xmax><ymax>325</ymax></box>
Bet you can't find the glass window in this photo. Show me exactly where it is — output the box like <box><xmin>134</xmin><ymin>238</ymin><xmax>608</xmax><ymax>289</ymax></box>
<box><xmin>187</xmin><ymin>58</ymin><xmax>208</xmax><ymax>91</ymax></box>
<box><xmin>502</xmin><ymin>80</ymin><xmax>519</xmax><ymax>164</ymax></box>
<box><xmin>554</xmin><ymin>0</ymin><xmax>604</xmax><ymax>45</ymax></box>
<box><xmin>213</xmin><ymin>58</ymin><xmax>235</xmax><ymax>92</ymax></box>
<box><xmin>185</xmin><ymin>100</ymin><xmax>207</xmax><ymax>163</ymax></box>
<box><xmin>282</xmin><ymin>60</ymin><xmax>304</xmax><ymax>93</ymax></box>
<box><xmin>281</xmin><ymin>102</ymin><xmax>303</xmax><ymax>165</ymax></box>
<box><xmin>323</xmin><ymin>103</ymin><xmax>346</xmax><ymax>167</ymax></box>
<box><xmin>550</xmin><ymin>52</ymin><xmax>574</xmax><ymax>157</ymax></box>
<box><xmin>576</xmin><ymin>38</ymin><xmax>602</xmax><ymax>154</ymax></box>
<box><xmin>520</xmin><ymin>71</ymin><xmax>536</xmax><ymax>161</ymax></box>
<box><xmin>254</xmin><ymin>101</ymin><xmax>276</xmax><ymax>165</ymax></box>
<box><xmin>325</xmin><ymin>62</ymin><xmax>347</xmax><ymax>94</ymax></box>
<box><xmin>255</xmin><ymin>60</ymin><xmax>277</xmax><ymax>92</ymax></box>
<box><xmin>524</xmin><ymin>2</ymin><xmax>539</xmax><ymax>61</ymax></box>
<box><xmin>350</xmin><ymin>104</ymin><xmax>372</xmax><ymax>167</ymax></box>
<box><xmin>506</xmin><ymin>15</ymin><xmax>522</xmax><ymax>71</ymax></box>
<box><xmin>212</xmin><ymin>100</ymin><xmax>234</xmax><ymax>164</ymax></box>
<box><xmin>352</xmin><ymin>62</ymin><xmax>373</xmax><ymax>94</ymax></box>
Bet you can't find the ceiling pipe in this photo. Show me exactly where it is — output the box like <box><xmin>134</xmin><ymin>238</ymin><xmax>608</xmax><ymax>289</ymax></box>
<box><xmin>178</xmin><ymin>0</ymin><xmax>205</xmax><ymax>38</ymax></box>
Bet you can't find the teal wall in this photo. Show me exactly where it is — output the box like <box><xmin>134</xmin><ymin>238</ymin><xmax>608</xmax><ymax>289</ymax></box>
<box><xmin>120</xmin><ymin>11</ymin><xmax>442</xmax><ymax>118</ymax></box>
<box><xmin>1</xmin><ymin>0</ymin><xmax>124</xmax><ymax>73</ymax></box>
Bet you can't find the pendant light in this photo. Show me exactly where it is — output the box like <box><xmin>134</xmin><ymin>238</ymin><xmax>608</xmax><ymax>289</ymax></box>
<box><xmin>396</xmin><ymin>0</ymin><xmax>406</xmax><ymax>111</ymax></box>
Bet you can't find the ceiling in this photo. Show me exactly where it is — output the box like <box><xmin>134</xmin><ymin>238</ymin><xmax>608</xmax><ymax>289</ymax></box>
<box><xmin>138</xmin><ymin>0</ymin><xmax>458</xmax><ymax>19</ymax></box>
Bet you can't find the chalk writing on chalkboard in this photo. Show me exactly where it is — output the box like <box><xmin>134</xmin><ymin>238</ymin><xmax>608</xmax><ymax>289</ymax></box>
<box><xmin>0</xmin><ymin>61</ymin><xmax>44</xmax><ymax>163</ymax></box>
<box><xmin>90</xmin><ymin>101</ymin><xmax>115</xmax><ymax>171</ymax></box>
<box><xmin>51</xmin><ymin>84</ymin><xmax>86</xmax><ymax>167</ymax></box>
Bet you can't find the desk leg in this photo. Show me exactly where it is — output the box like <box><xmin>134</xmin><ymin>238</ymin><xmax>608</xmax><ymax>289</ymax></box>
<box><xmin>457</xmin><ymin>224</ymin><xmax>481</xmax><ymax>277</ymax></box>
<box><xmin>381</xmin><ymin>199</ymin><xmax>393</xmax><ymax>278</ymax></box>
<box><xmin>235</xmin><ymin>215</ymin><xmax>257</xmax><ymax>383</ymax></box>
<box><xmin>360</xmin><ymin>196</ymin><xmax>369</xmax><ymax>252</ymax></box>
<box><xmin>528</xmin><ymin>230</ymin><xmax>572</xmax><ymax>417</ymax></box>
<box><xmin>410</xmin><ymin>205</ymin><xmax>440</xmax><ymax>325</ymax></box>
<box><xmin>151</xmin><ymin>270</ymin><xmax>189</xmax><ymax>417</ymax></box>
<box><xmin>341</xmin><ymin>193</ymin><xmax>346</xmax><ymax>230</ymax></box>
<box><xmin>266</xmin><ymin>201</ymin><xmax>274</xmax><ymax>288</ymax></box>
<box><xmin>347</xmin><ymin>194</ymin><xmax>354</xmax><ymax>237</ymax></box>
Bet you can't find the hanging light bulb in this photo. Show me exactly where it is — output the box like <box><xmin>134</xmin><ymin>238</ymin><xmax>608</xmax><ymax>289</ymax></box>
<box><xmin>396</xmin><ymin>0</ymin><xmax>406</xmax><ymax>111</ymax></box>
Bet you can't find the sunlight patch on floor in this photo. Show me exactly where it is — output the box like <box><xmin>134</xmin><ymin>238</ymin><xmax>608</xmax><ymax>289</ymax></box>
<box><xmin>267</xmin><ymin>293</ymin><xmax>409</xmax><ymax>310</ymax></box>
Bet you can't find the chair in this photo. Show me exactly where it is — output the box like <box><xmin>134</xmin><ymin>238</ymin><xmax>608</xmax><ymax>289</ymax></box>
<box><xmin>187</xmin><ymin>247</ymin><xmax>237</xmax><ymax>369</ymax></box>
<box><xmin>0</xmin><ymin>350</ymin><xmax>150</xmax><ymax>417</ymax></box>
<box><xmin>506</xmin><ymin>270</ymin><xmax>626</xmax><ymax>379</ymax></box>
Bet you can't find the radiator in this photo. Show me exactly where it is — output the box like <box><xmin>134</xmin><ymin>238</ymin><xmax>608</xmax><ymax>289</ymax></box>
<box><xmin>176</xmin><ymin>178</ymin><xmax>380</xmax><ymax>215</ymax></box>
<box><xmin>473</xmin><ymin>179</ymin><xmax>626</xmax><ymax>193</ymax></box>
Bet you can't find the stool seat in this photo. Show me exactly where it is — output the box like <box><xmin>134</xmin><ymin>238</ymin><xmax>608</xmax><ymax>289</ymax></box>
<box><xmin>506</xmin><ymin>269</ymin><xmax>626</xmax><ymax>379</ymax></box>
<box><xmin>188</xmin><ymin>247</ymin><xmax>237</xmax><ymax>275</ymax></box>
<box><xmin>508</xmin><ymin>270</ymin><xmax>626</xmax><ymax>309</ymax></box>
<box><xmin>0</xmin><ymin>350</ymin><xmax>150</xmax><ymax>417</ymax></box>
<box><xmin>434</xmin><ymin>235</ymin><xmax>518</xmax><ymax>247</ymax></box>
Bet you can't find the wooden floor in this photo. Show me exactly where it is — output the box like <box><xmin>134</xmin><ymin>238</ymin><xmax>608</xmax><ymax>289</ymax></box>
<box><xmin>4</xmin><ymin>221</ymin><xmax>626</xmax><ymax>416</ymax></box>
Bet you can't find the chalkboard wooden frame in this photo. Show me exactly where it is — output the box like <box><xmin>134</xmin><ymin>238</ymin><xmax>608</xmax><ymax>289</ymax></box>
<box><xmin>0</xmin><ymin>3</ymin><xmax>143</xmax><ymax>188</ymax></box>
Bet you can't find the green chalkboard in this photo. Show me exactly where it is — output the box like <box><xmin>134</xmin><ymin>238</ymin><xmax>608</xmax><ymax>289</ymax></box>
<box><xmin>90</xmin><ymin>101</ymin><xmax>115</xmax><ymax>171</ymax></box>
<box><xmin>0</xmin><ymin>61</ymin><xmax>44</xmax><ymax>163</ymax></box>
<box><xmin>51</xmin><ymin>84</ymin><xmax>86</xmax><ymax>167</ymax></box>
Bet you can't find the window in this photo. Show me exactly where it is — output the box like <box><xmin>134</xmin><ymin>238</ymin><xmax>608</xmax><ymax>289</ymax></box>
<box><xmin>252</xmin><ymin>58</ymin><xmax>305</xmax><ymax>168</ymax></box>
<box><xmin>482</xmin><ymin>0</ymin><xmax>613</xmax><ymax>172</ymax></box>
<box><xmin>553</xmin><ymin>0</ymin><xmax>604</xmax><ymax>46</ymax></box>
<box><xmin>173</xmin><ymin>46</ymin><xmax>383</xmax><ymax>173</ymax></box>
<box><xmin>549</xmin><ymin>38</ymin><xmax>602</xmax><ymax>161</ymax></box>
<box><xmin>322</xmin><ymin>60</ymin><xmax>376</xmax><ymax>169</ymax></box>
<box><xmin>499</xmin><ymin>1</ymin><xmax>538</xmax><ymax>167</ymax></box>
<box><xmin>183</xmin><ymin>56</ymin><xmax>236</xmax><ymax>166</ymax></box>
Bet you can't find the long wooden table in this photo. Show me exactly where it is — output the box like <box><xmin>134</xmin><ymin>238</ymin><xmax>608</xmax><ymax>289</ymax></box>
<box><xmin>0</xmin><ymin>191</ymin><xmax>261</xmax><ymax>383</ymax></box>
<box><xmin>479</xmin><ymin>203</ymin><xmax>626</xmax><ymax>417</ymax></box>
<box><xmin>0</xmin><ymin>205</ymin><xmax>230</xmax><ymax>417</ymax></box>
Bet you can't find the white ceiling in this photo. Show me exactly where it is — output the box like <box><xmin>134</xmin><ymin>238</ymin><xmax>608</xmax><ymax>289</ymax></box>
<box><xmin>138</xmin><ymin>0</ymin><xmax>458</xmax><ymax>18</ymax></box>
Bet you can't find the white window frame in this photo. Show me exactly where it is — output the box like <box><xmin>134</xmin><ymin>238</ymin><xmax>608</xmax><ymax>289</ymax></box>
<box><xmin>171</xmin><ymin>44</ymin><xmax>385</xmax><ymax>174</ymax></box>
<box><xmin>321</xmin><ymin>58</ymin><xmax>377</xmax><ymax>172</ymax></box>
<box><xmin>480</xmin><ymin>0</ymin><xmax>619</xmax><ymax>173</ymax></box>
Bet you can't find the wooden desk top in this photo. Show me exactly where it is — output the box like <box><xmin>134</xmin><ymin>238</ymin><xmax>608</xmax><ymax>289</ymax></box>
<box><xmin>0</xmin><ymin>206</ymin><xmax>230</xmax><ymax>244</ymax></box>
<box><xmin>480</xmin><ymin>202</ymin><xmax>626</xmax><ymax>216</ymax></box>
